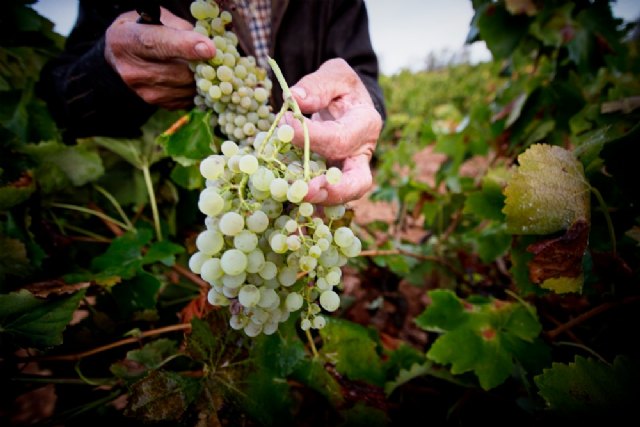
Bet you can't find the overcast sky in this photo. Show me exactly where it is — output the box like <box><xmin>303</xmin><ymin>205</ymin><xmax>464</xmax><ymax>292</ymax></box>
<box><xmin>33</xmin><ymin>0</ymin><xmax>640</xmax><ymax>75</ymax></box>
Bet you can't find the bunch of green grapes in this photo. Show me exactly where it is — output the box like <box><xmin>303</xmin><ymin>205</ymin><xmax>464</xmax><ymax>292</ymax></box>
<box><xmin>187</xmin><ymin>0</ymin><xmax>361</xmax><ymax>337</ymax></box>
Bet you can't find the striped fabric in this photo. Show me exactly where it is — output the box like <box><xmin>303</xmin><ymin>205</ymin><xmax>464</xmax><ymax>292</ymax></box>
<box><xmin>235</xmin><ymin>0</ymin><xmax>272</xmax><ymax>69</ymax></box>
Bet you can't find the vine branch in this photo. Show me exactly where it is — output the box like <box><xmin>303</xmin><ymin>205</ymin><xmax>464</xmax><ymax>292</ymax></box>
<box><xmin>30</xmin><ymin>324</ymin><xmax>192</xmax><ymax>362</ymax></box>
<box><xmin>546</xmin><ymin>295</ymin><xmax>640</xmax><ymax>340</ymax></box>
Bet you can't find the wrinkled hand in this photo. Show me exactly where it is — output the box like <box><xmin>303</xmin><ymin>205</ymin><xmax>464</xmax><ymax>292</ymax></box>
<box><xmin>105</xmin><ymin>8</ymin><xmax>215</xmax><ymax>110</ymax></box>
<box><xmin>284</xmin><ymin>58</ymin><xmax>382</xmax><ymax>206</ymax></box>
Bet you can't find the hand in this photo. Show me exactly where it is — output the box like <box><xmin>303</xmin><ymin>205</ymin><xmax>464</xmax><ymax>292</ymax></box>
<box><xmin>284</xmin><ymin>58</ymin><xmax>382</xmax><ymax>205</ymax></box>
<box><xmin>104</xmin><ymin>8</ymin><xmax>216</xmax><ymax>110</ymax></box>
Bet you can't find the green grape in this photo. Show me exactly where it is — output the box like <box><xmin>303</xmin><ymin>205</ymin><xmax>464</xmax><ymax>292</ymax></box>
<box><xmin>196</xmin><ymin>229</ymin><xmax>224</xmax><ymax>255</ymax></box>
<box><xmin>258</xmin><ymin>261</ymin><xmax>277</xmax><ymax>280</ymax></box>
<box><xmin>219</xmin><ymin>211</ymin><xmax>244</xmax><ymax>236</ymax></box>
<box><xmin>238</xmin><ymin>284</ymin><xmax>260</xmax><ymax>307</ymax></box>
<box><xmin>285</xmin><ymin>292</ymin><xmax>303</xmax><ymax>312</ymax></box>
<box><xmin>334</xmin><ymin>226</ymin><xmax>355</xmax><ymax>248</ymax></box>
<box><xmin>188</xmin><ymin>251</ymin><xmax>210</xmax><ymax>274</ymax></box>
<box><xmin>312</xmin><ymin>315</ymin><xmax>326</xmax><ymax>329</ymax></box>
<box><xmin>325</xmin><ymin>167</ymin><xmax>342</xmax><ymax>185</ymax></box>
<box><xmin>222</xmin><ymin>272</ymin><xmax>246</xmax><ymax>289</ymax></box>
<box><xmin>319</xmin><ymin>290</ymin><xmax>340</xmax><ymax>312</ymax></box>
<box><xmin>198</xmin><ymin>187</ymin><xmax>224</xmax><ymax>216</ymax></box>
<box><xmin>277</xmin><ymin>266</ymin><xmax>298</xmax><ymax>287</ymax></box>
<box><xmin>298</xmin><ymin>202</ymin><xmax>313</xmax><ymax>217</ymax></box>
<box><xmin>245</xmin><ymin>249</ymin><xmax>266</xmax><ymax>273</ymax></box>
<box><xmin>287</xmin><ymin>179</ymin><xmax>308</xmax><ymax>203</ymax></box>
<box><xmin>234</xmin><ymin>230</ymin><xmax>258</xmax><ymax>252</ymax></box>
<box><xmin>277</xmin><ymin>124</ymin><xmax>295</xmax><ymax>143</ymax></box>
<box><xmin>207</xmin><ymin>288</ymin><xmax>230</xmax><ymax>306</ymax></box>
<box><xmin>200</xmin><ymin>257</ymin><xmax>224</xmax><ymax>282</ymax></box>
<box><xmin>246</xmin><ymin>210</ymin><xmax>269</xmax><ymax>233</ymax></box>
<box><xmin>220</xmin><ymin>249</ymin><xmax>248</xmax><ymax>275</ymax></box>
<box><xmin>258</xmin><ymin>287</ymin><xmax>279</xmax><ymax>309</ymax></box>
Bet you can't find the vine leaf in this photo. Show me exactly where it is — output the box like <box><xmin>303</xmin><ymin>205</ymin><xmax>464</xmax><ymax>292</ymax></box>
<box><xmin>319</xmin><ymin>318</ymin><xmax>386</xmax><ymax>386</ymax></box>
<box><xmin>0</xmin><ymin>288</ymin><xmax>85</xmax><ymax>348</ymax></box>
<box><xmin>526</xmin><ymin>219</ymin><xmax>589</xmax><ymax>293</ymax></box>
<box><xmin>535</xmin><ymin>355</ymin><xmax>640</xmax><ymax>419</ymax></box>
<box><xmin>160</xmin><ymin>108</ymin><xmax>216</xmax><ymax>163</ymax></box>
<box><xmin>125</xmin><ymin>370</ymin><xmax>202</xmax><ymax>423</ymax></box>
<box><xmin>503</xmin><ymin>143</ymin><xmax>590</xmax><ymax>235</ymax></box>
<box><xmin>0</xmin><ymin>171</ymin><xmax>36</xmax><ymax>210</ymax></box>
<box><xmin>20</xmin><ymin>139</ymin><xmax>104</xmax><ymax>188</ymax></box>
<box><xmin>111</xmin><ymin>338</ymin><xmax>179</xmax><ymax>380</ymax></box>
<box><xmin>90</xmin><ymin>229</ymin><xmax>154</xmax><ymax>284</ymax></box>
<box><xmin>243</xmin><ymin>318</ymin><xmax>305</xmax><ymax>426</ymax></box>
<box><xmin>415</xmin><ymin>290</ymin><xmax>543</xmax><ymax>390</ymax></box>
<box><xmin>0</xmin><ymin>235</ymin><xmax>31</xmax><ymax>282</ymax></box>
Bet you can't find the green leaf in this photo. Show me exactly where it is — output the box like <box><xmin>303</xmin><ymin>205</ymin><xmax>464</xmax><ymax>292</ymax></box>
<box><xmin>142</xmin><ymin>240</ymin><xmax>185</xmax><ymax>266</ymax></box>
<box><xmin>0</xmin><ymin>235</ymin><xmax>31</xmax><ymax>282</ymax></box>
<box><xmin>91</xmin><ymin>137</ymin><xmax>146</xmax><ymax>169</ymax></box>
<box><xmin>126</xmin><ymin>370</ymin><xmax>201</xmax><ymax>423</ymax></box>
<box><xmin>170</xmin><ymin>164</ymin><xmax>204</xmax><ymax>190</ymax></box>
<box><xmin>414</xmin><ymin>289</ymin><xmax>467</xmax><ymax>332</ymax></box>
<box><xmin>185</xmin><ymin>317</ymin><xmax>218</xmax><ymax>363</ymax></box>
<box><xmin>291</xmin><ymin>356</ymin><xmax>344</xmax><ymax>406</ymax></box>
<box><xmin>535</xmin><ymin>355</ymin><xmax>640</xmax><ymax>419</ymax></box>
<box><xmin>252</xmin><ymin>320</ymin><xmax>306</xmax><ymax>377</ymax></box>
<box><xmin>20</xmin><ymin>140</ymin><xmax>104</xmax><ymax>186</ymax></box>
<box><xmin>476</xmin><ymin>2</ymin><xmax>530</xmax><ymax>59</ymax></box>
<box><xmin>475</xmin><ymin>227</ymin><xmax>512</xmax><ymax>263</ymax></box>
<box><xmin>417</xmin><ymin>290</ymin><xmax>543</xmax><ymax>390</ymax></box>
<box><xmin>503</xmin><ymin>144</ymin><xmax>590</xmax><ymax>235</ymax></box>
<box><xmin>510</xmin><ymin>235</ymin><xmax>543</xmax><ymax>295</ymax></box>
<box><xmin>463</xmin><ymin>170</ymin><xmax>508</xmax><ymax>222</ymax></box>
<box><xmin>244</xmin><ymin>364</ymin><xmax>294</xmax><ymax>426</ymax></box>
<box><xmin>161</xmin><ymin>109</ymin><xmax>215</xmax><ymax>160</ymax></box>
<box><xmin>127</xmin><ymin>339</ymin><xmax>179</xmax><ymax>369</ymax></box>
<box><xmin>529</xmin><ymin>2</ymin><xmax>575</xmax><ymax>48</ymax></box>
<box><xmin>0</xmin><ymin>289</ymin><xmax>85</xmax><ymax>348</ymax></box>
<box><xmin>0</xmin><ymin>174</ymin><xmax>35</xmax><ymax>210</ymax></box>
<box><xmin>319</xmin><ymin>318</ymin><xmax>385</xmax><ymax>386</ymax></box>
<box><xmin>91</xmin><ymin>229</ymin><xmax>153</xmax><ymax>282</ymax></box>
<box><xmin>110</xmin><ymin>272</ymin><xmax>161</xmax><ymax>315</ymax></box>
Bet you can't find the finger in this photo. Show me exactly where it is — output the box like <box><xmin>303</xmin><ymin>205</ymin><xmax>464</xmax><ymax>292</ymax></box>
<box><xmin>304</xmin><ymin>155</ymin><xmax>373</xmax><ymax>206</ymax></box>
<box><xmin>289</xmin><ymin>58</ymin><xmax>371</xmax><ymax>114</ymax></box>
<box><xmin>121</xmin><ymin>60</ymin><xmax>196</xmax><ymax>89</ymax></box>
<box><xmin>135</xmin><ymin>84</ymin><xmax>196</xmax><ymax>106</ymax></box>
<box><xmin>159</xmin><ymin>7</ymin><xmax>195</xmax><ymax>31</ymax></box>
<box><xmin>107</xmin><ymin>12</ymin><xmax>215</xmax><ymax>62</ymax></box>
<box><xmin>283</xmin><ymin>104</ymin><xmax>380</xmax><ymax>161</ymax></box>
<box><xmin>135</xmin><ymin>25</ymin><xmax>215</xmax><ymax>61</ymax></box>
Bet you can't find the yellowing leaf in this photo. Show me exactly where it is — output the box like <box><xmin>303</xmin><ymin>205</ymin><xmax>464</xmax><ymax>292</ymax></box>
<box><xmin>503</xmin><ymin>144</ymin><xmax>590</xmax><ymax>234</ymax></box>
<box><xmin>540</xmin><ymin>275</ymin><xmax>583</xmax><ymax>294</ymax></box>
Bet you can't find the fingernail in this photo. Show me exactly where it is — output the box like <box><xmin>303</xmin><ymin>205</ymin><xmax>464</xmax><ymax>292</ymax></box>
<box><xmin>195</xmin><ymin>42</ymin><xmax>212</xmax><ymax>58</ymax></box>
<box><xmin>291</xmin><ymin>86</ymin><xmax>307</xmax><ymax>100</ymax></box>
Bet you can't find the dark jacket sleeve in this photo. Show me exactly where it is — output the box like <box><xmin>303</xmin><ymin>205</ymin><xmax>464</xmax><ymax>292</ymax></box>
<box><xmin>36</xmin><ymin>1</ymin><xmax>157</xmax><ymax>141</ymax></box>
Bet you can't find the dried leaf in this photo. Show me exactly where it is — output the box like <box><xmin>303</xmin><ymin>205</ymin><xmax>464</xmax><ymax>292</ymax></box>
<box><xmin>526</xmin><ymin>220</ymin><xmax>589</xmax><ymax>293</ymax></box>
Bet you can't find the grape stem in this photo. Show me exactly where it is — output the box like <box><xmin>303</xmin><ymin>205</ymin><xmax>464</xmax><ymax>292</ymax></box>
<box><xmin>267</xmin><ymin>56</ymin><xmax>311</xmax><ymax>181</ymax></box>
<box><xmin>259</xmin><ymin>100</ymin><xmax>288</xmax><ymax>155</ymax></box>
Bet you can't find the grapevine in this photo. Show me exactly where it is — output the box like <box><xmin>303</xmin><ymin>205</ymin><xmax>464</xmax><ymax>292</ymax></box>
<box><xmin>187</xmin><ymin>0</ymin><xmax>361</xmax><ymax>338</ymax></box>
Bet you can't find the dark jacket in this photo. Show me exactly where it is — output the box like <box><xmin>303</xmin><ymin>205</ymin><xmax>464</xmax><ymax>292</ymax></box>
<box><xmin>37</xmin><ymin>0</ymin><xmax>385</xmax><ymax>141</ymax></box>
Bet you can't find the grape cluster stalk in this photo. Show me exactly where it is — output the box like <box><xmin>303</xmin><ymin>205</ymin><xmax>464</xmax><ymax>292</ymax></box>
<box><xmin>187</xmin><ymin>0</ymin><xmax>362</xmax><ymax>338</ymax></box>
